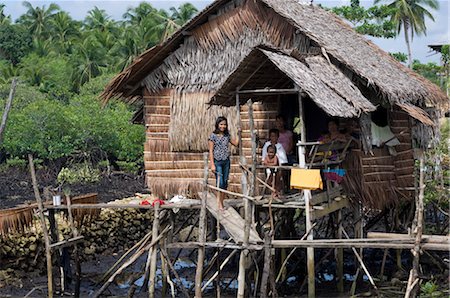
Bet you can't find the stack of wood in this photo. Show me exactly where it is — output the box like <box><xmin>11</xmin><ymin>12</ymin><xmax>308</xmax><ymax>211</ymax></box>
<box><xmin>0</xmin><ymin>196</ymin><xmax>155</xmax><ymax>271</ymax></box>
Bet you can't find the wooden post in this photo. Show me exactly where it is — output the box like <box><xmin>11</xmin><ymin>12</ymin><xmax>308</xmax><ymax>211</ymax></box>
<box><xmin>237</xmin><ymin>100</ymin><xmax>255</xmax><ymax>298</ymax></box>
<box><xmin>236</xmin><ymin>90</ymin><xmax>243</xmax><ymax>157</ymax></box>
<box><xmin>260</xmin><ymin>233</ymin><xmax>271</xmax><ymax>298</ymax></box>
<box><xmin>149</xmin><ymin>202</ymin><xmax>160</xmax><ymax>298</ymax></box>
<box><xmin>336</xmin><ymin>210</ymin><xmax>344</xmax><ymax>293</ymax></box>
<box><xmin>297</xmin><ymin>90</ymin><xmax>315</xmax><ymax>297</ymax></box>
<box><xmin>195</xmin><ymin>152</ymin><xmax>209</xmax><ymax>297</ymax></box>
<box><xmin>28</xmin><ymin>154</ymin><xmax>53</xmax><ymax>298</ymax></box>
<box><xmin>0</xmin><ymin>78</ymin><xmax>17</xmax><ymax>145</ymax></box>
<box><xmin>405</xmin><ymin>154</ymin><xmax>425</xmax><ymax>298</ymax></box>
<box><xmin>65</xmin><ymin>194</ymin><xmax>81</xmax><ymax>297</ymax></box>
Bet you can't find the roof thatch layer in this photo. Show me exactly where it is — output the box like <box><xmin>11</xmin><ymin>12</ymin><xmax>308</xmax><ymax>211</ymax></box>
<box><xmin>210</xmin><ymin>47</ymin><xmax>376</xmax><ymax>118</ymax></box>
<box><xmin>102</xmin><ymin>0</ymin><xmax>447</xmax><ymax>109</ymax></box>
<box><xmin>259</xmin><ymin>0</ymin><xmax>447</xmax><ymax>107</ymax></box>
<box><xmin>396</xmin><ymin>103</ymin><xmax>434</xmax><ymax>126</ymax></box>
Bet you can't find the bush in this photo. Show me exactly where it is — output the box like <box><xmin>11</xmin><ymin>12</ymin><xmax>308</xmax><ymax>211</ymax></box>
<box><xmin>57</xmin><ymin>163</ymin><xmax>101</xmax><ymax>184</ymax></box>
<box><xmin>116</xmin><ymin>160</ymin><xmax>140</xmax><ymax>174</ymax></box>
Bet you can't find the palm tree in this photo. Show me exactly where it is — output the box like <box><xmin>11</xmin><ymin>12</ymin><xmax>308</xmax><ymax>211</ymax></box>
<box><xmin>374</xmin><ymin>0</ymin><xmax>439</xmax><ymax>67</ymax></box>
<box><xmin>0</xmin><ymin>4</ymin><xmax>11</xmax><ymax>25</ymax></box>
<box><xmin>123</xmin><ymin>2</ymin><xmax>157</xmax><ymax>26</ymax></box>
<box><xmin>169</xmin><ymin>3</ymin><xmax>198</xmax><ymax>26</ymax></box>
<box><xmin>84</xmin><ymin>7</ymin><xmax>118</xmax><ymax>33</ymax></box>
<box><xmin>50</xmin><ymin>11</ymin><xmax>81</xmax><ymax>54</ymax></box>
<box><xmin>19</xmin><ymin>1</ymin><xmax>60</xmax><ymax>39</ymax></box>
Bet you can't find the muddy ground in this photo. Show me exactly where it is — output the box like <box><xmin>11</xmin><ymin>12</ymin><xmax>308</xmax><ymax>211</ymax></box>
<box><xmin>0</xmin><ymin>167</ymin><xmax>146</xmax><ymax>209</ymax></box>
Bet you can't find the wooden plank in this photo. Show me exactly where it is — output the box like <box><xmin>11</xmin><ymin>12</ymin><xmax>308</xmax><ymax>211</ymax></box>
<box><xmin>367</xmin><ymin>232</ymin><xmax>450</xmax><ymax>244</ymax></box>
<box><xmin>271</xmin><ymin>239</ymin><xmax>450</xmax><ymax>251</ymax></box>
<box><xmin>310</xmin><ymin>187</ymin><xmax>342</xmax><ymax>206</ymax></box>
<box><xmin>49</xmin><ymin>236</ymin><xmax>84</xmax><ymax>250</ymax></box>
<box><xmin>198</xmin><ymin>192</ymin><xmax>262</xmax><ymax>244</ymax></box>
<box><xmin>312</xmin><ymin>197</ymin><xmax>349</xmax><ymax>219</ymax></box>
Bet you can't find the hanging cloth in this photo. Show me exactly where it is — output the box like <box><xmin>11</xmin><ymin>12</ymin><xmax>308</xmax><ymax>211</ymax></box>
<box><xmin>322</xmin><ymin>169</ymin><xmax>346</xmax><ymax>183</ymax></box>
<box><xmin>290</xmin><ymin>169</ymin><xmax>323</xmax><ymax>190</ymax></box>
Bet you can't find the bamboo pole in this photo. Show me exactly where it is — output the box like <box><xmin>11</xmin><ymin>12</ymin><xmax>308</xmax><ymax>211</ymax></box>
<box><xmin>336</xmin><ymin>210</ymin><xmax>344</xmax><ymax>293</ymax></box>
<box><xmin>148</xmin><ymin>202</ymin><xmax>160</xmax><ymax>298</ymax></box>
<box><xmin>297</xmin><ymin>89</ymin><xmax>315</xmax><ymax>298</ymax></box>
<box><xmin>93</xmin><ymin>226</ymin><xmax>171</xmax><ymax>298</ymax></box>
<box><xmin>342</xmin><ymin>229</ymin><xmax>378</xmax><ymax>293</ymax></box>
<box><xmin>259</xmin><ymin>233</ymin><xmax>272</xmax><ymax>298</ymax></box>
<box><xmin>405</xmin><ymin>155</ymin><xmax>425</xmax><ymax>298</ymax></box>
<box><xmin>65</xmin><ymin>194</ymin><xmax>81</xmax><ymax>297</ymax></box>
<box><xmin>201</xmin><ymin>249</ymin><xmax>239</xmax><ymax>291</ymax></box>
<box><xmin>159</xmin><ymin>246</ymin><xmax>190</xmax><ymax>298</ymax></box>
<box><xmin>28</xmin><ymin>154</ymin><xmax>53</xmax><ymax>298</ymax></box>
<box><xmin>0</xmin><ymin>78</ymin><xmax>17</xmax><ymax>145</ymax></box>
<box><xmin>237</xmin><ymin>100</ymin><xmax>254</xmax><ymax>298</ymax></box>
<box><xmin>195</xmin><ymin>152</ymin><xmax>209</xmax><ymax>297</ymax></box>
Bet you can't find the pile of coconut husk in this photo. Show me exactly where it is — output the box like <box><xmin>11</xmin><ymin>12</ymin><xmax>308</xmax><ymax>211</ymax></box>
<box><xmin>0</xmin><ymin>195</ymin><xmax>158</xmax><ymax>272</ymax></box>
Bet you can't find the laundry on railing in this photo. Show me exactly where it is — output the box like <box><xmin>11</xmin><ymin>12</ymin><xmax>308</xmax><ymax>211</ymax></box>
<box><xmin>322</xmin><ymin>169</ymin><xmax>346</xmax><ymax>183</ymax></box>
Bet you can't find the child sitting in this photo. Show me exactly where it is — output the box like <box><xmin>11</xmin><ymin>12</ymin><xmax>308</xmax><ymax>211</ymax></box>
<box><xmin>262</xmin><ymin>144</ymin><xmax>280</xmax><ymax>197</ymax></box>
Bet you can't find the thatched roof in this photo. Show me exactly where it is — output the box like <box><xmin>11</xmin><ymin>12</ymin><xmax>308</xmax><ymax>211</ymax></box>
<box><xmin>102</xmin><ymin>0</ymin><xmax>447</xmax><ymax>109</ymax></box>
<box><xmin>210</xmin><ymin>47</ymin><xmax>376</xmax><ymax>118</ymax></box>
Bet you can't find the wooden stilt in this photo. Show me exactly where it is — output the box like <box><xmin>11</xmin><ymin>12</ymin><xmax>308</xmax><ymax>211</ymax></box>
<box><xmin>237</xmin><ymin>100</ymin><xmax>255</xmax><ymax>297</ymax></box>
<box><xmin>65</xmin><ymin>194</ymin><xmax>81</xmax><ymax>297</ymax></box>
<box><xmin>296</xmin><ymin>90</ymin><xmax>315</xmax><ymax>297</ymax></box>
<box><xmin>405</xmin><ymin>154</ymin><xmax>425</xmax><ymax>298</ymax></box>
<box><xmin>149</xmin><ymin>202</ymin><xmax>160</xmax><ymax>298</ymax></box>
<box><xmin>28</xmin><ymin>154</ymin><xmax>53</xmax><ymax>298</ymax></box>
<box><xmin>194</xmin><ymin>152</ymin><xmax>209</xmax><ymax>297</ymax></box>
<box><xmin>336</xmin><ymin>209</ymin><xmax>344</xmax><ymax>293</ymax></box>
<box><xmin>260</xmin><ymin>233</ymin><xmax>271</xmax><ymax>298</ymax></box>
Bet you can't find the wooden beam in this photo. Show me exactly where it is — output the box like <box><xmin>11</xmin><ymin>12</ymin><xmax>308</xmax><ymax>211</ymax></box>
<box><xmin>237</xmin><ymin>88</ymin><xmax>298</xmax><ymax>95</ymax></box>
<box><xmin>312</xmin><ymin>197</ymin><xmax>349</xmax><ymax>220</ymax></box>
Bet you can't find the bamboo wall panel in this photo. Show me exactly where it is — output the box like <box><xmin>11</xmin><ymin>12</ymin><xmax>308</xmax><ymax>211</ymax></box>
<box><xmin>143</xmin><ymin>92</ymin><xmax>278</xmax><ymax>198</ymax></box>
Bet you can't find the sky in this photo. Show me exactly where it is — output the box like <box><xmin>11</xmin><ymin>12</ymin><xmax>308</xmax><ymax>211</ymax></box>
<box><xmin>2</xmin><ymin>0</ymin><xmax>449</xmax><ymax>64</ymax></box>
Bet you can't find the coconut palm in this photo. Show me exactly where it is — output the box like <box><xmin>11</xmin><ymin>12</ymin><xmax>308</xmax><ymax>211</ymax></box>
<box><xmin>19</xmin><ymin>1</ymin><xmax>60</xmax><ymax>39</ymax></box>
<box><xmin>123</xmin><ymin>2</ymin><xmax>157</xmax><ymax>26</ymax></box>
<box><xmin>84</xmin><ymin>7</ymin><xmax>118</xmax><ymax>34</ymax></box>
<box><xmin>169</xmin><ymin>3</ymin><xmax>198</xmax><ymax>26</ymax></box>
<box><xmin>0</xmin><ymin>4</ymin><xmax>11</xmax><ymax>25</ymax></box>
<box><xmin>50</xmin><ymin>11</ymin><xmax>81</xmax><ymax>54</ymax></box>
<box><xmin>374</xmin><ymin>0</ymin><xmax>440</xmax><ymax>67</ymax></box>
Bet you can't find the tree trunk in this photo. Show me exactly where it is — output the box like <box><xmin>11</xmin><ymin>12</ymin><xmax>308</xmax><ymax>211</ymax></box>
<box><xmin>404</xmin><ymin>20</ymin><xmax>413</xmax><ymax>68</ymax></box>
<box><xmin>0</xmin><ymin>78</ymin><xmax>17</xmax><ymax>145</ymax></box>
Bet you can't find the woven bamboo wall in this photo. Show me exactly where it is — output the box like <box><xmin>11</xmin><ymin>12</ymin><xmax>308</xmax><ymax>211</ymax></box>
<box><xmin>344</xmin><ymin>109</ymin><xmax>415</xmax><ymax>210</ymax></box>
<box><xmin>144</xmin><ymin>88</ymin><xmax>279</xmax><ymax>198</ymax></box>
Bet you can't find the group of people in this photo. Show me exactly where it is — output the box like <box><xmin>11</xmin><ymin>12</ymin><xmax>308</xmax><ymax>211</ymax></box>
<box><xmin>208</xmin><ymin>115</ymin><xmax>294</xmax><ymax>209</ymax></box>
<box><xmin>208</xmin><ymin>115</ymin><xmax>358</xmax><ymax>210</ymax></box>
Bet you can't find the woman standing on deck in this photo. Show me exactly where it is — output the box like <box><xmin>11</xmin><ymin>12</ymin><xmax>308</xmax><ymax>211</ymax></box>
<box><xmin>208</xmin><ymin>116</ymin><xmax>239</xmax><ymax>211</ymax></box>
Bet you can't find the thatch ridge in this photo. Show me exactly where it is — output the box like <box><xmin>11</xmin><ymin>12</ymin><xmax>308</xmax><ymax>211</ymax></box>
<box><xmin>102</xmin><ymin>0</ymin><xmax>447</xmax><ymax>108</ymax></box>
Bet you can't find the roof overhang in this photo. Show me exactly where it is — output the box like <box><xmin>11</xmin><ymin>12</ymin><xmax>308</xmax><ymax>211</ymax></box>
<box><xmin>209</xmin><ymin>47</ymin><xmax>376</xmax><ymax>118</ymax></box>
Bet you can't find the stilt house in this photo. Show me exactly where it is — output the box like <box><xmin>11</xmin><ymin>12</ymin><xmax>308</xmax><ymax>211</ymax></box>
<box><xmin>102</xmin><ymin>0</ymin><xmax>447</xmax><ymax>209</ymax></box>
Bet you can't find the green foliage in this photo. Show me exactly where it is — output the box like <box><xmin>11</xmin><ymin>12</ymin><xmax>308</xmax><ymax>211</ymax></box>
<box><xmin>0</xmin><ymin>2</ymin><xmax>198</xmax><ymax>170</ymax></box>
<box><xmin>421</xmin><ymin>281</ymin><xmax>444</xmax><ymax>297</ymax></box>
<box><xmin>116</xmin><ymin>160</ymin><xmax>140</xmax><ymax>174</ymax></box>
<box><xmin>330</xmin><ymin>2</ymin><xmax>396</xmax><ymax>38</ymax></box>
<box><xmin>390</xmin><ymin>52</ymin><xmax>408</xmax><ymax>63</ymax></box>
<box><xmin>0</xmin><ymin>24</ymin><xmax>33</xmax><ymax>64</ymax></box>
<box><xmin>5</xmin><ymin>157</ymin><xmax>27</xmax><ymax>169</ymax></box>
<box><xmin>412</xmin><ymin>60</ymin><xmax>443</xmax><ymax>87</ymax></box>
<box><xmin>57</xmin><ymin>163</ymin><xmax>101</xmax><ymax>184</ymax></box>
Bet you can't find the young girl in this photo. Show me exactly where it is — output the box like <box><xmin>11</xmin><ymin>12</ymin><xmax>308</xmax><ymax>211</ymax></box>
<box><xmin>208</xmin><ymin>116</ymin><xmax>238</xmax><ymax>211</ymax></box>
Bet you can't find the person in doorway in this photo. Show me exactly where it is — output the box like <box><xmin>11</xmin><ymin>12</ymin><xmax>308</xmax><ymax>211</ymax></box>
<box><xmin>262</xmin><ymin>128</ymin><xmax>288</xmax><ymax>165</ymax></box>
<box><xmin>208</xmin><ymin>116</ymin><xmax>239</xmax><ymax>211</ymax></box>
<box><xmin>319</xmin><ymin>119</ymin><xmax>347</xmax><ymax>143</ymax></box>
<box><xmin>275</xmin><ymin>115</ymin><xmax>295</xmax><ymax>163</ymax></box>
